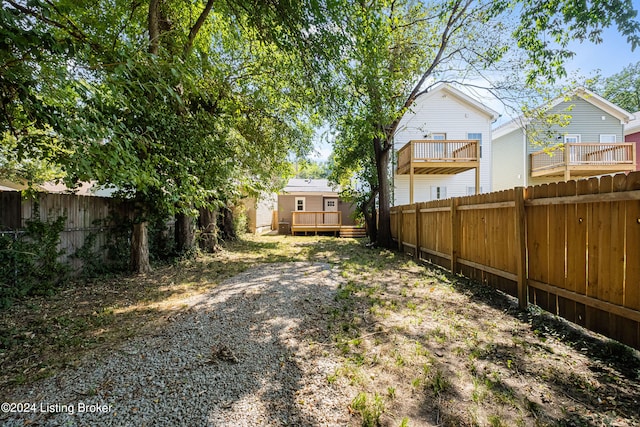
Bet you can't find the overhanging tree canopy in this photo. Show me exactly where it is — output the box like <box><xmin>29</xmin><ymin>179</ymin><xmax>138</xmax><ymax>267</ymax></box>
<box><xmin>328</xmin><ymin>0</ymin><xmax>640</xmax><ymax>248</ymax></box>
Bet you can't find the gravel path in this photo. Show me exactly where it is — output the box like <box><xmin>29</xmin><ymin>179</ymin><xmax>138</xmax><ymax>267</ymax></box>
<box><xmin>1</xmin><ymin>262</ymin><xmax>355</xmax><ymax>426</ymax></box>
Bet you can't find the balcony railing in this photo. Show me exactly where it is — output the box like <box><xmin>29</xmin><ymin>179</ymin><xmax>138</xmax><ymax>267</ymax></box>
<box><xmin>291</xmin><ymin>211</ymin><xmax>342</xmax><ymax>234</ymax></box>
<box><xmin>530</xmin><ymin>143</ymin><xmax>636</xmax><ymax>178</ymax></box>
<box><xmin>397</xmin><ymin>140</ymin><xmax>479</xmax><ymax>175</ymax></box>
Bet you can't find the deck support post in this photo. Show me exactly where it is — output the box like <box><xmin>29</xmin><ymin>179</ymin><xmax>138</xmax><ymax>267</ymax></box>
<box><xmin>475</xmin><ymin>140</ymin><xmax>480</xmax><ymax>194</ymax></box>
<box><xmin>409</xmin><ymin>141</ymin><xmax>415</xmax><ymax>204</ymax></box>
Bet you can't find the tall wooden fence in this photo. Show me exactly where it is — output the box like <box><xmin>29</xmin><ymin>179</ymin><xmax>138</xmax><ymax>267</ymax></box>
<box><xmin>0</xmin><ymin>191</ymin><xmax>132</xmax><ymax>270</ymax></box>
<box><xmin>391</xmin><ymin>171</ymin><xmax>640</xmax><ymax>350</ymax></box>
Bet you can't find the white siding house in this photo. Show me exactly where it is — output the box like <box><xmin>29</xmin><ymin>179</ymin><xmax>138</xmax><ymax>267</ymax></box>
<box><xmin>393</xmin><ymin>84</ymin><xmax>499</xmax><ymax>206</ymax></box>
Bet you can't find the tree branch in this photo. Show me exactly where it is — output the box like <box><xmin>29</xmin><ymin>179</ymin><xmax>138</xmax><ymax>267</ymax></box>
<box><xmin>183</xmin><ymin>0</ymin><xmax>215</xmax><ymax>58</ymax></box>
<box><xmin>6</xmin><ymin>0</ymin><xmax>99</xmax><ymax>50</ymax></box>
<box><xmin>388</xmin><ymin>0</ymin><xmax>472</xmax><ymax>136</ymax></box>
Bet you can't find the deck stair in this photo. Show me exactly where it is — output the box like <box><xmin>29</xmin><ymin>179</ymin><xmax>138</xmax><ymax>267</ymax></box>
<box><xmin>339</xmin><ymin>226</ymin><xmax>367</xmax><ymax>238</ymax></box>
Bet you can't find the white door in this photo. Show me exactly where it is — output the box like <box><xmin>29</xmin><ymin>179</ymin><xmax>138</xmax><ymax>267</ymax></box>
<box><xmin>324</xmin><ymin>198</ymin><xmax>338</xmax><ymax>211</ymax></box>
<box><xmin>323</xmin><ymin>198</ymin><xmax>339</xmax><ymax>225</ymax></box>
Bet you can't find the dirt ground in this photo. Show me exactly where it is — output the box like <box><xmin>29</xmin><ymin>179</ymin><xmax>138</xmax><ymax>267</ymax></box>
<box><xmin>1</xmin><ymin>235</ymin><xmax>639</xmax><ymax>426</ymax></box>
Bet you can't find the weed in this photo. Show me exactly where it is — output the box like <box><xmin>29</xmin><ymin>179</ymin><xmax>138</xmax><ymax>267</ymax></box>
<box><xmin>392</xmin><ymin>349</ymin><xmax>405</xmax><ymax>367</ymax></box>
<box><xmin>350</xmin><ymin>392</ymin><xmax>385</xmax><ymax>427</ymax></box>
<box><xmin>399</xmin><ymin>417</ymin><xmax>410</xmax><ymax>427</ymax></box>
<box><xmin>411</xmin><ymin>377</ymin><xmax>422</xmax><ymax>389</ymax></box>
<box><xmin>387</xmin><ymin>386</ymin><xmax>396</xmax><ymax>399</ymax></box>
<box><xmin>488</xmin><ymin>414</ymin><xmax>504</xmax><ymax>427</ymax></box>
<box><xmin>429</xmin><ymin>368</ymin><xmax>450</xmax><ymax>396</ymax></box>
<box><xmin>471</xmin><ymin>377</ymin><xmax>486</xmax><ymax>403</ymax></box>
<box><xmin>327</xmin><ymin>372</ymin><xmax>338</xmax><ymax>384</ymax></box>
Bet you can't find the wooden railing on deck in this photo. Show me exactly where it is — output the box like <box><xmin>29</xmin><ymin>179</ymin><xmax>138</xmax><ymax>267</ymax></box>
<box><xmin>291</xmin><ymin>211</ymin><xmax>342</xmax><ymax>229</ymax></box>
<box><xmin>397</xmin><ymin>140</ymin><xmax>478</xmax><ymax>172</ymax></box>
<box><xmin>531</xmin><ymin>142</ymin><xmax>635</xmax><ymax>173</ymax></box>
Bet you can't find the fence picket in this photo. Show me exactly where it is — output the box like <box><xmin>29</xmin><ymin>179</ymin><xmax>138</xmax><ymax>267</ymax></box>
<box><xmin>389</xmin><ymin>171</ymin><xmax>640</xmax><ymax>350</ymax></box>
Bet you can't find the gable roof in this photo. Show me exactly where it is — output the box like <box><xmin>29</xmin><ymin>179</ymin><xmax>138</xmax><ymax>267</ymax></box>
<box><xmin>413</xmin><ymin>83</ymin><xmax>500</xmax><ymax>121</ymax></box>
<box><xmin>493</xmin><ymin>87</ymin><xmax>634</xmax><ymax>139</ymax></box>
<box><xmin>282</xmin><ymin>178</ymin><xmax>338</xmax><ymax>194</ymax></box>
<box><xmin>624</xmin><ymin>111</ymin><xmax>640</xmax><ymax>135</ymax></box>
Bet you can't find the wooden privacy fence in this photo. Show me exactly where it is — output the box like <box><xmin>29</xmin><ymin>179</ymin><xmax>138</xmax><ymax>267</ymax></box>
<box><xmin>0</xmin><ymin>191</ymin><xmax>131</xmax><ymax>270</ymax></box>
<box><xmin>390</xmin><ymin>171</ymin><xmax>640</xmax><ymax>350</ymax></box>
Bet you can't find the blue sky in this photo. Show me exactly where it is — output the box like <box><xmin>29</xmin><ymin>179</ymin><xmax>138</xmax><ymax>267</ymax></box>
<box><xmin>310</xmin><ymin>5</ymin><xmax>640</xmax><ymax>161</ymax></box>
<box><xmin>565</xmin><ymin>16</ymin><xmax>640</xmax><ymax>78</ymax></box>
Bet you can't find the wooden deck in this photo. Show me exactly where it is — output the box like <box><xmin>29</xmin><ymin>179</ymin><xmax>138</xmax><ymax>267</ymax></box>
<box><xmin>530</xmin><ymin>142</ymin><xmax>636</xmax><ymax>180</ymax></box>
<box><xmin>396</xmin><ymin>140</ymin><xmax>479</xmax><ymax>175</ymax></box>
<box><xmin>290</xmin><ymin>212</ymin><xmax>366</xmax><ymax>237</ymax></box>
<box><xmin>291</xmin><ymin>211</ymin><xmax>341</xmax><ymax>235</ymax></box>
<box><xmin>396</xmin><ymin>139</ymin><xmax>480</xmax><ymax>203</ymax></box>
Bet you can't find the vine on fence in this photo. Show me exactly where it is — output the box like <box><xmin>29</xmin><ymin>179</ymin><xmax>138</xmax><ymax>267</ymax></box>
<box><xmin>73</xmin><ymin>213</ymin><xmax>176</xmax><ymax>278</ymax></box>
<box><xmin>0</xmin><ymin>216</ymin><xmax>69</xmax><ymax>308</ymax></box>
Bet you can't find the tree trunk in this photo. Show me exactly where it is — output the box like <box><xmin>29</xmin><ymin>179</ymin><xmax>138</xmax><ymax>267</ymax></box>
<box><xmin>218</xmin><ymin>205</ymin><xmax>236</xmax><ymax>241</ymax></box>
<box><xmin>175</xmin><ymin>212</ymin><xmax>195</xmax><ymax>254</ymax></box>
<box><xmin>374</xmin><ymin>136</ymin><xmax>393</xmax><ymax>248</ymax></box>
<box><xmin>198</xmin><ymin>207</ymin><xmax>219</xmax><ymax>253</ymax></box>
<box><xmin>368</xmin><ymin>203</ymin><xmax>378</xmax><ymax>244</ymax></box>
<box><xmin>131</xmin><ymin>221</ymin><xmax>152</xmax><ymax>273</ymax></box>
<box><xmin>361</xmin><ymin>193</ymin><xmax>378</xmax><ymax>245</ymax></box>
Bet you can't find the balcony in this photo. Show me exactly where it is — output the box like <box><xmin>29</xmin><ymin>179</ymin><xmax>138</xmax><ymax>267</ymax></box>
<box><xmin>530</xmin><ymin>143</ymin><xmax>636</xmax><ymax>180</ymax></box>
<box><xmin>396</xmin><ymin>139</ymin><xmax>480</xmax><ymax>204</ymax></box>
<box><xmin>396</xmin><ymin>140</ymin><xmax>479</xmax><ymax>175</ymax></box>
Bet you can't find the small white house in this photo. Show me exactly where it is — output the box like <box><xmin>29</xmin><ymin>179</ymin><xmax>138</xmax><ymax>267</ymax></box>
<box><xmin>393</xmin><ymin>83</ymin><xmax>499</xmax><ymax>205</ymax></box>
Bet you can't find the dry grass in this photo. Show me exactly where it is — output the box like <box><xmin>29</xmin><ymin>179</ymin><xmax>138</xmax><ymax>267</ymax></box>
<box><xmin>1</xmin><ymin>234</ymin><xmax>639</xmax><ymax>426</ymax></box>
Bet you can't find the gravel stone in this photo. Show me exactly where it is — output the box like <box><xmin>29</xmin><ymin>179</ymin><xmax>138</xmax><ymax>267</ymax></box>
<box><xmin>1</xmin><ymin>262</ymin><xmax>355</xmax><ymax>426</ymax></box>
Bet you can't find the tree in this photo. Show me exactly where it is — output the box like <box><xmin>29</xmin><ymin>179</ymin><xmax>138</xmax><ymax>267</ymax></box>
<box><xmin>293</xmin><ymin>160</ymin><xmax>331</xmax><ymax>179</ymax></box>
<box><xmin>597</xmin><ymin>61</ymin><xmax>640</xmax><ymax>112</ymax></box>
<box><xmin>2</xmin><ymin>0</ymin><xmax>320</xmax><ymax>271</ymax></box>
<box><xmin>330</xmin><ymin>0</ymin><xmax>640</xmax><ymax>249</ymax></box>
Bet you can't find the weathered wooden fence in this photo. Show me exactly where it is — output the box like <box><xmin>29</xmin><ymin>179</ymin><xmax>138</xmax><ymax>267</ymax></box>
<box><xmin>0</xmin><ymin>191</ymin><xmax>132</xmax><ymax>270</ymax></box>
<box><xmin>391</xmin><ymin>171</ymin><xmax>640</xmax><ymax>350</ymax></box>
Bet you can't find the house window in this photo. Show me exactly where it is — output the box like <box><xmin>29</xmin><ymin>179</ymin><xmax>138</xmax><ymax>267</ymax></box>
<box><xmin>600</xmin><ymin>134</ymin><xmax>616</xmax><ymax>143</ymax></box>
<box><xmin>466</xmin><ymin>186</ymin><xmax>483</xmax><ymax>195</ymax></box>
<box><xmin>430</xmin><ymin>186</ymin><xmax>447</xmax><ymax>200</ymax></box>
<box><xmin>295</xmin><ymin>197</ymin><xmax>305</xmax><ymax>211</ymax></box>
<box><xmin>564</xmin><ymin>134</ymin><xmax>581</xmax><ymax>143</ymax></box>
<box><xmin>431</xmin><ymin>133</ymin><xmax>446</xmax><ymax>140</ymax></box>
<box><xmin>468</xmin><ymin>133</ymin><xmax>483</xmax><ymax>158</ymax></box>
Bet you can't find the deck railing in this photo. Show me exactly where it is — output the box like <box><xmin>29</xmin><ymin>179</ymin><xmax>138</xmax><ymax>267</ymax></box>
<box><xmin>291</xmin><ymin>211</ymin><xmax>342</xmax><ymax>228</ymax></box>
<box><xmin>397</xmin><ymin>140</ymin><xmax>479</xmax><ymax>172</ymax></box>
<box><xmin>531</xmin><ymin>142</ymin><xmax>635</xmax><ymax>173</ymax></box>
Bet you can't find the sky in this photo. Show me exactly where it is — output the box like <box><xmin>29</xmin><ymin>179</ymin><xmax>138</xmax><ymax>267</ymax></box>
<box><xmin>310</xmin><ymin>4</ymin><xmax>640</xmax><ymax>161</ymax></box>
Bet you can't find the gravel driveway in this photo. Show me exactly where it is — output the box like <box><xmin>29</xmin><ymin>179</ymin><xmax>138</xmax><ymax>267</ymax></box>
<box><xmin>2</xmin><ymin>262</ymin><xmax>355</xmax><ymax>426</ymax></box>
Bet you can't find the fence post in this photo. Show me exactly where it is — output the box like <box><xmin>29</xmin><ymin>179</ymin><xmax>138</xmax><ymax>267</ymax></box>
<box><xmin>397</xmin><ymin>207</ymin><xmax>403</xmax><ymax>251</ymax></box>
<box><xmin>450</xmin><ymin>198</ymin><xmax>459</xmax><ymax>274</ymax></box>
<box><xmin>514</xmin><ymin>187</ymin><xmax>528</xmax><ymax>310</ymax></box>
<box><xmin>414</xmin><ymin>203</ymin><xmax>421</xmax><ymax>261</ymax></box>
